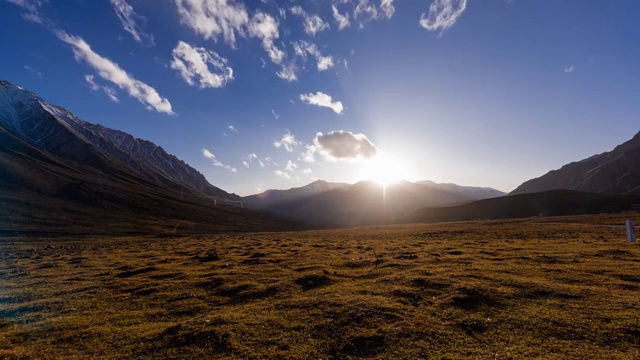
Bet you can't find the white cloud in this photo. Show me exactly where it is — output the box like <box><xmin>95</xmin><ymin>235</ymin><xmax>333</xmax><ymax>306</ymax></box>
<box><xmin>299</xmin><ymin>144</ymin><xmax>316</xmax><ymax>163</ymax></box>
<box><xmin>564</xmin><ymin>66</ymin><xmax>575</xmax><ymax>73</ymax></box>
<box><xmin>290</xmin><ymin>6</ymin><xmax>304</xmax><ymax>16</ymax></box>
<box><xmin>317</xmin><ymin>56</ymin><xmax>334</xmax><ymax>71</ymax></box>
<box><xmin>299</xmin><ymin>92</ymin><xmax>344</xmax><ymax>114</ymax></box>
<box><xmin>84</xmin><ymin>75</ymin><xmax>120</xmax><ymax>103</ymax></box>
<box><xmin>259</xmin><ymin>156</ymin><xmax>277</xmax><ymax>168</ymax></box>
<box><xmin>271</xmin><ymin>109</ymin><xmax>280</xmax><ymax>119</ymax></box>
<box><xmin>284</xmin><ymin>160</ymin><xmax>297</xmax><ymax>172</ymax></box>
<box><xmin>242</xmin><ymin>153</ymin><xmax>258</xmax><ymax>168</ymax></box>
<box><xmin>276</xmin><ymin>63</ymin><xmax>298</xmax><ymax>82</ymax></box>
<box><xmin>302</xmin><ymin>168</ymin><xmax>313</xmax><ymax>175</ymax></box>
<box><xmin>174</xmin><ymin>0</ymin><xmax>248</xmax><ymax>47</ymax></box>
<box><xmin>57</xmin><ymin>31</ymin><xmax>173</xmax><ymax>114</ymax></box>
<box><xmin>289</xmin><ymin>5</ymin><xmax>329</xmax><ymax>36</ymax></box>
<box><xmin>248</xmin><ymin>12</ymin><xmax>284</xmax><ymax>64</ymax></box>
<box><xmin>171</xmin><ymin>41</ymin><xmax>234</xmax><ymax>89</ymax></box>
<box><xmin>228</xmin><ymin>125</ymin><xmax>238</xmax><ymax>132</ymax></box>
<box><xmin>110</xmin><ymin>0</ymin><xmax>154</xmax><ymax>45</ymax></box>
<box><xmin>292</xmin><ymin>41</ymin><xmax>335</xmax><ymax>71</ymax></box>
<box><xmin>419</xmin><ymin>0</ymin><xmax>467</xmax><ymax>33</ymax></box>
<box><xmin>380</xmin><ymin>0</ymin><xmax>395</xmax><ymax>19</ymax></box>
<box><xmin>332</xmin><ymin>4</ymin><xmax>350</xmax><ymax>30</ymax></box>
<box><xmin>6</xmin><ymin>0</ymin><xmax>42</xmax><ymax>12</ymax></box>
<box><xmin>274</xmin><ymin>170</ymin><xmax>290</xmax><ymax>179</ymax></box>
<box><xmin>352</xmin><ymin>0</ymin><xmax>395</xmax><ymax>28</ymax></box>
<box><xmin>274</xmin><ymin>130</ymin><xmax>298</xmax><ymax>152</ymax></box>
<box><xmin>303</xmin><ymin>15</ymin><xmax>330</xmax><ymax>36</ymax></box>
<box><xmin>313</xmin><ymin>130</ymin><xmax>378</xmax><ymax>162</ymax></box>
<box><xmin>354</xmin><ymin>0</ymin><xmax>378</xmax><ymax>25</ymax></box>
<box><xmin>6</xmin><ymin>0</ymin><xmax>45</xmax><ymax>23</ymax></box>
<box><xmin>24</xmin><ymin>65</ymin><xmax>42</xmax><ymax>78</ymax></box>
<box><xmin>202</xmin><ymin>148</ymin><xmax>237</xmax><ymax>172</ymax></box>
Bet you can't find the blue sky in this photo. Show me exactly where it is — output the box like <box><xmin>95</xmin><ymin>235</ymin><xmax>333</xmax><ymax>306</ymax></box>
<box><xmin>2</xmin><ymin>0</ymin><xmax>639</xmax><ymax>196</ymax></box>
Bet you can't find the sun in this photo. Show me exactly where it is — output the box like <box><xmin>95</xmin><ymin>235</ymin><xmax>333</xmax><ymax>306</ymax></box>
<box><xmin>358</xmin><ymin>153</ymin><xmax>412</xmax><ymax>186</ymax></box>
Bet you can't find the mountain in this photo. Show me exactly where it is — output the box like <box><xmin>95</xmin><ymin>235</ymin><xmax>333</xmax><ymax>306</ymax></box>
<box><xmin>0</xmin><ymin>80</ymin><xmax>292</xmax><ymax>235</ymax></box>
<box><xmin>415</xmin><ymin>180</ymin><xmax>506</xmax><ymax>201</ymax></box>
<box><xmin>243</xmin><ymin>180</ymin><xmax>350</xmax><ymax>209</ymax></box>
<box><xmin>511</xmin><ymin>131</ymin><xmax>640</xmax><ymax>195</ymax></box>
<box><xmin>244</xmin><ymin>180</ymin><xmax>505</xmax><ymax>228</ymax></box>
<box><xmin>399</xmin><ymin>190</ymin><xmax>640</xmax><ymax>223</ymax></box>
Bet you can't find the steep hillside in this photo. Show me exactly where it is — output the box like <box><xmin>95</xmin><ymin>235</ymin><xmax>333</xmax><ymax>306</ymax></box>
<box><xmin>400</xmin><ymin>190</ymin><xmax>640</xmax><ymax>223</ymax></box>
<box><xmin>511</xmin><ymin>131</ymin><xmax>640</xmax><ymax>195</ymax></box>
<box><xmin>0</xmin><ymin>81</ymin><xmax>292</xmax><ymax>235</ymax></box>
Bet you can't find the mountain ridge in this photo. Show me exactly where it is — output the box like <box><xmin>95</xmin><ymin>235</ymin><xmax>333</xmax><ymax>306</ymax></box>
<box><xmin>244</xmin><ymin>179</ymin><xmax>506</xmax><ymax>227</ymax></box>
<box><xmin>0</xmin><ymin>80</ymin><xmax>291</xmax><ymax>235</ymax></box>
<box><xmin>0</xmin><ymin>80</ymin><xmax>237</xmax><ymax>200</ymax></box>
<box><xmin>511</xmin><ymin>131</ymin><xmax>640</xmax><ymax>196</ymax></box>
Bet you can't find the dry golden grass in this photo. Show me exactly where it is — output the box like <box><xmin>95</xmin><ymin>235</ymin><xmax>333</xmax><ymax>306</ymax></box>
<box><xmin>1</xmin><ymin>213</ymin><xmax>640</xmax><ymax>359</ymax></box>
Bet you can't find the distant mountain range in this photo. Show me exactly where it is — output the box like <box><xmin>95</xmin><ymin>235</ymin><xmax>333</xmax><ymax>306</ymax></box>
<box><xmin>244</xmin><ymin>180</ymin><xmax>505</xmax><ymax>227</ymax></box>
<box><xmin>511</xmin><ymin>131</ymin><xmax>640</xmax><ymax>195</ymax></box>
<box><xmin>0</xmin><ymin>80</ymin><xmax>291</xmax><ymax>235</ymax></box>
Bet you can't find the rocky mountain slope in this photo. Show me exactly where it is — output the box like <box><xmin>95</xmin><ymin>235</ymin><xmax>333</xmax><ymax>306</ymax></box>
<box><xmin>511</xmin><ymin>131</ymin><xmax>640</xmax><ymax>195</ymax></box>
<box><xmin>0</xmin><ymin>80</ymin><xmax>291</xmax><ymax>235</ymax></box>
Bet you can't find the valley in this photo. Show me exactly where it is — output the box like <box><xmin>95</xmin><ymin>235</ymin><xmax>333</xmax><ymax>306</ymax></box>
<box><xmin>1</xmin><ymin>214</ymin><xmax>639</xmax><ymax>359</ymax></box>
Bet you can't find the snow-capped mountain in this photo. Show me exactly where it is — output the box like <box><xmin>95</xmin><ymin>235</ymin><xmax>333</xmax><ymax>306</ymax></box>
<box><xmin>0</xmin><ymin>80</ymin><xmax>237</xmax><ymax>200</ymax></box>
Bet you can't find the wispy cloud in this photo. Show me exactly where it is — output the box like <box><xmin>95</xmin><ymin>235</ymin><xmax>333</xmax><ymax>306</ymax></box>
<box><xmin>24</xmin><ymin>65</ymin><xmax>42</xmax><ymax>78</ymax></box>
<box><xmin>271</xmin><ymin>109</ymin><xmax>280</xmax><ymax>120</ymax></box>
<box><xmin>174</xmin><ymin>0</ymin><xmax>248</xmax><ymax>47</ymax></box>
<box><xmin>304</xmin><ymin>15</ymin><xmax>330</xmax><ymax>36</ymax></box>
<box><xmin>202</xmin><ymin>148</ymin><xmax>237</xmax><ymax>172</ymax></box>
<box><xmin>312</xmin><ymin>130</ymin><xmax>378</xmax><ymax>162</ymax></box>
<box><xmin>274</xmin><ymin>130</ymin><xmax>298</xmax><ymax>152</ymax></box>
<box><xmin>276</xmin><ymin>63</ymin><xmax>298</xmax><ymax>82</ymax></box>
<box><xmin>109</xmin><ymin>0</ymin><xmax>154</xmax><ymax>45</ymax></box>
<box><xmin>248</xmin><ymin>11</ymin><xmax>285</xmax><ymax>64</ymax></box>
<box><xmin>380</xmin><ymin>0</ymin><xmax>395</xmax><ymax>18</ymax></box>
<box><xmin>299</xmin><ymin>92</ymin><xmax>344</xmax><ymax>114</ymax></box>
<box><xmin>289</xmin><ymin>5</ymin><xmax>329</xmax><ymax>36</ymax></box>
<box><xmin>228</xmin><ymin>125</ymin><xmax>238</xmax><ymax>132</ymax></box>
<box><xmin>564</xmin><ymin>66</ymin><xmax>575</xmax><ymax>73</ymax></box>
<box><xmin>419</xmin><ymin>0</ymin><xmax>467</xmax><ymax>33</ymax></box>
<box><xmin>259</xmin><ymin>156</ymin><xmax>278</xmax><ymax>168</ymax></box>
<box><xmin>6</xmin><ymin>0</ymin><xmax>46</xmax><ymax>23</ymax></box>
<box><xmin>332</xmin><ymin>4</ymin><xmax>350</xmax><ymax>30</ymax></box>
<box><xmin>56</xmin><ymin>31</ymin><xmax>173</xmax><ymax>114</ymax></box>
<box><xmin>302</xmin><ymin>168</ymin><xmax>313</xmax><ymax>175</ymax></box>
<box><xmin>242</xmin><ymin>153</ymin><xmax>258</xmax><ymax>168</ymax></box>
<box><xmin>292</xmin><ymin>41</ymin><xmax>334</xmax><ymax>71</ymax></box>
<box><xmin>274</xmin><ymin>170</ymin><xmax>290</xmax><ymax>179</ymax></box>
<box><xmin>84</xmin><ymin>75</ymin><xmax>120</xmax><ymax>103</ymax></box>
<box><xmin>284</xmin><ymin>160</ymin><xmax>297</xmax><ymax>172</ymax></box>
<box><xmin>171</xmin><ymin>41</ymin><xmax>233</xmax><ymax>89</ymax></box>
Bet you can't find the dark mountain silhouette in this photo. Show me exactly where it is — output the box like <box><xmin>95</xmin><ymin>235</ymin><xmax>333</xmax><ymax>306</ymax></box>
<box><xmin>511</xmin><ymin>131</ymin><xmax>640</xmax><ymax>195</ymax></box>
<box><xmin>400</xmin><ymin>190</ymin><xmax>640</xmax><ymax>223</ymax></box>
<box><xmin>0</xmin><ymin>80</ymin><xmax>293</xmax><ymax>236</ymax></box>
<box><xmin>244</xmin><ymin>180</ymin><xmax>505</xmax><ymax>228</ymax></box>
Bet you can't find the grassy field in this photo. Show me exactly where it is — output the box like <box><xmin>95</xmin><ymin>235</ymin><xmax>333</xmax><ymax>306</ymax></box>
<box><xmin>1</xmin><ymin>213</ymin><xmax>639</xmax><ymax>359</ymax></box>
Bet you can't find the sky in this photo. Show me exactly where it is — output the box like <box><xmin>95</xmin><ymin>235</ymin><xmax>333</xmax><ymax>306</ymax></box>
<box><xmin>1</xmin><ymin>0</ymin><xmax>639</xmax><ymax>196</ymax></box>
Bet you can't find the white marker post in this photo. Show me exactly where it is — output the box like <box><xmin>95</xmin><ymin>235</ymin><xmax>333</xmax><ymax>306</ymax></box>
<box><xmin>627</xmin><ymin>220</ymin><xmax>636</xmax><ymax>243</ymax></box>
